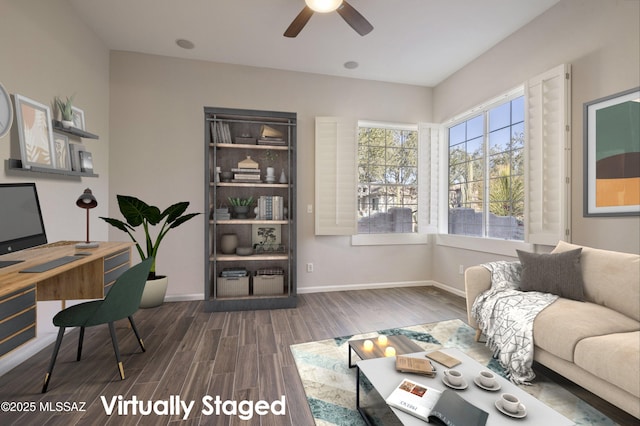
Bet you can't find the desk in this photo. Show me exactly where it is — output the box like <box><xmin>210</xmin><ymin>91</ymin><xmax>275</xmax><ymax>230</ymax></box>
<box><xmin>0</xmin><ymin>241</ymin><xmax>132</xmax><ymax>357</ymax></box>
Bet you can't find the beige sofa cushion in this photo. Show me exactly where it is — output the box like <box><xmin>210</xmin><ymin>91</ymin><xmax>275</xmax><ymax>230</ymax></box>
<box><xmin>574</xmin><ymin>331</ymin><xmax>640</xmax><ymax>399</ymax></box>
<box><xmin>533</xmin><ymin>298</ymin><xmax>640</xmax><ymax>362</ymax></box>
<box><xmin>552</xmin><ymin>241</ymin><xmax>640</xmax><ymax>321</ymax></box>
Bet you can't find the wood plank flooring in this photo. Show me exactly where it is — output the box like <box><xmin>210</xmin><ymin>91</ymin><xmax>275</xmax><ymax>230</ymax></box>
<box><xmin>0</xmin><ymin>286</ymin><xmax>634</xmax><ymax>425</ymax></box>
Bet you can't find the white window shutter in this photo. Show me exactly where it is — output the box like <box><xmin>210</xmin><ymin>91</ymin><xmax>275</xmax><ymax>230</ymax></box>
<box><xmin>315</xmin><ymin>117</ymin><xmax>357</xmax><ymax>235</ymax></box>
<box><xmin>524</xmin><ymin>64</ymin><xmax>571</xmax><ymax>245</ymax></box>
<box><xmin>418</xmin><ymin>123</ymin><xmax>440</xmax><ymax>234</ymax></box>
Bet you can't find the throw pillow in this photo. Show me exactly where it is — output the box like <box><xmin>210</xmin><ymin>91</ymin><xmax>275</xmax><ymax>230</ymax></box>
<box><xmin>516</xmin><ymin>248</ymin><xmax>585</xmax><ymax>301</ymax></box>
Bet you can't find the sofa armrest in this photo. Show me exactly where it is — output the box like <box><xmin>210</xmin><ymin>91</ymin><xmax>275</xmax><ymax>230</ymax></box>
<box><xmin>464</xmin><ymin>265</ymin><xmax>491</xmax><ymax>336</ymax></box>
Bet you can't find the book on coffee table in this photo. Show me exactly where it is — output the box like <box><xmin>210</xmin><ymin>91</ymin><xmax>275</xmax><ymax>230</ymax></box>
<box><xmin>386</xmin><ymin>379</ymin><xmax>488</xmax><ymax>426</ymax></box>
<box><xmin>395</xmin><ymin>355</ymin><xmax>436</xmax><ymax>377</ymax></box>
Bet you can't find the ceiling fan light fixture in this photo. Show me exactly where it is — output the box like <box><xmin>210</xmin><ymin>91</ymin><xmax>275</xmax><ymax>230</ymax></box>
<box><xmin>305</xmin><ymin>0</ymin><xmax>343</xmax><ymax>13</ymax></box>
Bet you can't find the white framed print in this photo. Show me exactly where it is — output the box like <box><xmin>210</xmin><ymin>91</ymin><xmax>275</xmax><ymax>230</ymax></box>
<box><xmin>71</xmin><ymin>106</ymin><xmax>85</xmax><ymax>130</ymax></box>
<box><xmin>14</xmin><ymin>94</ymin><xmax>56</xmax><ymax>169</ymax></box>
<box><xmin>53</xmin><ymin>131</ymin><xmax>72</xmax><ymax>171</ymax></box>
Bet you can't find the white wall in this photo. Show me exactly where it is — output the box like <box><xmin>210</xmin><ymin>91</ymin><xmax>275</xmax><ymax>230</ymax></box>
<box><xmin>108</xmin><ymin>53</ymin><xmax>433</xmax><ymax>298</ymax></box>
<box><xmin>432</xmin><ymin>0</ymin><xmax>640</xmax><ymax>291</ymax></box>
<box><xmin>0</xmin><ymin>0</ymin><xmax>110</xmax><ymax>373</ymax></box>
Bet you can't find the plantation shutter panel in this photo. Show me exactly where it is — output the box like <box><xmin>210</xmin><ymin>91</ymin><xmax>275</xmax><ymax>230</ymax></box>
<box><xmin>524</xmin><ymin>64</ymin><xmax>571</xmax><ymax>245</ymax></box>
<box><xmin>315</xmin><ymin>117</ymin><xmax>358</xmax><ymax>235</ymax></box>
<box><xmin>418</xmin><ymin>123</ymin><xmax>440</xmax><ymax>234</ymax></box>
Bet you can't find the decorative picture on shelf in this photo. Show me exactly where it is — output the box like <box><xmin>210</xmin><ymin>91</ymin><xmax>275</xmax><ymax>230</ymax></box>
<box><xmin>52</xmin><ymin>131</ymin><xmax>71</xmax><ymax>171</ymax></box>
<box><xmin>584</xmin><ymin>87</ymin><xmax>640</xmax><ymax>216</ymax></box>
<box><xmin>252</xmin><ymin>224</ymin><xmax>281</xmax><ymax>250</ymax></box>
<box><xmin>14</xmin><ymin>94</ymin><xmax>56</xmax><ymax>169</ymax></box>
<box><xmin>71</xmin><ymin>106</ymin><xmax>85</xmax><ymax>130</ymax></box>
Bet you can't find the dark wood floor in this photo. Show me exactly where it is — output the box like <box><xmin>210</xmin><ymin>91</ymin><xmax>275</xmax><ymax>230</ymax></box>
<box><xmin>0</xmin><ymin>287</ymin><xmax>634</xmax><ymax>425</ymax></box>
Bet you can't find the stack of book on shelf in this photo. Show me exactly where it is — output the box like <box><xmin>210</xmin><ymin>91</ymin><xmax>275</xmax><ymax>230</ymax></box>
<box><xmin>214</xmin><ymin>208</ymin><xmax>231</xmax><ymax>220</ymax></box>
<box><xmin>258</xmin><ymin>124</ymin><xmax>286</xmax><ymax>145</ymax></box>
<box><xmin>220</xmin><ymin>267</ymin><xmax>248</xmax><ymax>277</ymax></box>
<box><xmin>231</xmin><ymin>167</ymin><xmax>261</xmax><ymax>183</ymax></box>
<box><xmin>386</xmin><ymin>379</ymin><xmax>488</xmax><ymax>426</ymax></box>
<box><xmin>211</xmin><ymin>122</ymin><xmax>232</xmax><ymax>143</ymax></box>
<box><xmin>257</xmin><ymin>196</ymin><xmax>284</xmax><ymax>220</ymax></box>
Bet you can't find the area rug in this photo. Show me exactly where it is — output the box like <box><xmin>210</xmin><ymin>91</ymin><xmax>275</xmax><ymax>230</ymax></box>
<box><xmin>290</xmin><ymin>319</ymin><xmax>618</xmax><ymax>426</ymax></box>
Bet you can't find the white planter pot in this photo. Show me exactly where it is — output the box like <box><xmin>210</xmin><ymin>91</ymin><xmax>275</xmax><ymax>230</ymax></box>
<box><xmin>140</xmin><ymin>276</ymin><xmax>168</xmax><ymax>308</ymax></box>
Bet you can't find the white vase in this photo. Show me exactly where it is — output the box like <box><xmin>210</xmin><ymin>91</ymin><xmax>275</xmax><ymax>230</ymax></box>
<box><xmin>62</xmin><ymin>120</ymin><xmax>74</xmax><ymax>128</ymax></box>
<box><xmin>140</xmin><ymin>275</ymin><xmax>168</xmax><ymax>308</ymax></box>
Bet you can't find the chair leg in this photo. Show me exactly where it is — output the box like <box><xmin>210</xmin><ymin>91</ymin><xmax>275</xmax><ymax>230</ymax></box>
<box><xmin>128</xmin><ymin>316</ymin><xmax>146</xmax><ymax>352</ymax></box>
<box><xmin>108</xmin><ymin>322</ymin><xmax>125</xmax><ymax>380</ymax></box>
<box><xmin>42</xmin><ymin>327</ymin><xmax>65</xmax><ymax>393</ymax></box>
<box><xmin>77</xmin><ymin>326</ymin><xmax>85</xmax><ymax>361</ymax></box>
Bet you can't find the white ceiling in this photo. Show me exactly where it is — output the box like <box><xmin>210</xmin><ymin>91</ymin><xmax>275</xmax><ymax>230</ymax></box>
<box><xmin>68</xmin><ymin>0</ymin><xmax>561</xmax><ymax>87</ymax></box>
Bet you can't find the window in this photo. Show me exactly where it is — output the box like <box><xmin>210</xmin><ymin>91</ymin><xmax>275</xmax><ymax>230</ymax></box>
<box><xmin>357</xmin><ymin>122</ymin><xmax>418</xmax><ymax>234</ymax></box>
<box><xmin>447</xmin><ymin>95</ymin><xmax>525</xmax><ymax>240</ymax></box>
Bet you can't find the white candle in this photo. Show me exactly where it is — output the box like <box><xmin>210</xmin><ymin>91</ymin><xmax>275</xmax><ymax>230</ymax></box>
<box><xmin>377</xmin><ymin>335</ymin><xmax>388</xmax><ymax>346</ymax></box>
<box><xmin>385</xmin><ymin>346</ymin><xmax>396</xmax><ymax>357</ymax></box>
<box><xmin>363</xmin><ymin>340</ymin><xmax>374</xmax><ymax>351</ymax></box>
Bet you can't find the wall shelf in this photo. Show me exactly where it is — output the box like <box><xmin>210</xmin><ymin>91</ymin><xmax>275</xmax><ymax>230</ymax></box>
<box><xmin>6</xmin><ymin>159</ymin><xmax>99</xmax><ymax>178</ymax></box>
<box><xmin>52</xmin><ymin>120</ymin><xmax>99</xmax><ymax>139</ymax></box>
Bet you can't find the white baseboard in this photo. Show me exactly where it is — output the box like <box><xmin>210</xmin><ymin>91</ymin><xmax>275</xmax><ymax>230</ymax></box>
<box><xmin>297</xmin><ymin>280</ymin><xmax>465</xmax><ymax>298</ymax></box>
<box><xmin>164</xmin><ymin>293</ymin><xmax>204</xmax><ymax>302</ymax></box>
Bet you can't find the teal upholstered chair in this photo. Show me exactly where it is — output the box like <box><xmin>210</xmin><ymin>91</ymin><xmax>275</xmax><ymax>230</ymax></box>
<box><xmin>42</xmin><ymin>258</ymin><xmax>153</xmax><ymax>393</ymax></box>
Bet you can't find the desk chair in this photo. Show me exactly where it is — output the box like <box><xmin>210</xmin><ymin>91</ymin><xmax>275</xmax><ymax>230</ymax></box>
<box><xmin>42</xmin><ymin>258</ymin><xmax>153</xmax><ymax>393</ymax></box>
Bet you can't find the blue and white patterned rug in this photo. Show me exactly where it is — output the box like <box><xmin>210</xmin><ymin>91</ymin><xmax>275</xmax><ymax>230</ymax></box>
<box><xmin>290</xmin><ymin>319</ymin><xmax>617</xmax><ymax>425</ymax></box>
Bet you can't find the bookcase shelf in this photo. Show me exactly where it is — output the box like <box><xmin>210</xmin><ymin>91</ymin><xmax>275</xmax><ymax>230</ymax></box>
<box><xmin>204</xmin><ymin>107</ymin><xmax>297</xmax><ymax>311</ymax></box>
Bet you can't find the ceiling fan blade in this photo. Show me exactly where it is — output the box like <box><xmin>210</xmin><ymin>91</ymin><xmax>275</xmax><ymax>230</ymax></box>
<box><xmin>337</xmin><ymin>1</ymin><xmax>373</xmax><ymax>36</ymax></box>
<box><xmin>284</xmin><ymin>6</ymin><xmax>314</xmax><ymax>38</ymax></box>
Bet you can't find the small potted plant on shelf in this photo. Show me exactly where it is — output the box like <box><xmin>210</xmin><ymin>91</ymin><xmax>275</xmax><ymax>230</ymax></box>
<box><xmin>55</xmin><ymin>95</ymin><xmax>74</xmax><ymax>128</ymax></box>
<box><xmin>100</xmin><ymin>195</ymin><xmax>200</xmax><ymax>308</ymax></box>
<box><xmin>228</xmin><ymin>196</ymin><xmax>254</xmax><ymax>219</ymax></box>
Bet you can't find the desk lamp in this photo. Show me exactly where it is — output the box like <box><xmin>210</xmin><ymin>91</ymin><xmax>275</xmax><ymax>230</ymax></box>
<box><xmin>76</xmin><ymin>188</ymin><xmax>99</xmax><ymax>248</ymax></box>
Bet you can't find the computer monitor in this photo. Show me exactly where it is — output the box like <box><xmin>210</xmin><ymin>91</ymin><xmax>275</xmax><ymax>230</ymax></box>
<box><xmin>0</xmin><ymin>182</ymin><xmax>48</xmax><ymax>255</ymax></box>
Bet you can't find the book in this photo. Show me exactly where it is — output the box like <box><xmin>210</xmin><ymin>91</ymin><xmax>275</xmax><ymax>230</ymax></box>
<box><xmin>425</xmin><ymin>350</ymin><xmax>461</xmax><ymax>368</ymax></box>
<box><xmin>386</xmin><ymin>379</ymin><xmax>488</xmax><ymax>426</ymax></box>
<box><xmin>396</xmin><ymin>355</ymin><xmax>436</xmax><ymax>377</ymax></box>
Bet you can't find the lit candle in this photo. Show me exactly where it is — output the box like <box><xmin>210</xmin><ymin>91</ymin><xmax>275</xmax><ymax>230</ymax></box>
<box><xmin>385</xmin><ymin>346</ymin><xmax>396</xmax><ymax>357</ymax></box>
<box><xmin>363</xmin><ymin>340</ymin><xmax>374</xmax><ymax>351</ymax></box>
<box><xmin>377</xmin><ymin>335</ymin><xmax>388</xmax><ymax>346</ymax></box>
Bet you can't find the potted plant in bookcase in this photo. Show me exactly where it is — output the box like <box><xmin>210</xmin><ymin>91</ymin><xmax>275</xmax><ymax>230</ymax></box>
<box><xmin>228</xmin><ymin>196</ymin><xmax>254</xmax><ymax>219</ymax></box>
<box><xmin>55</xmin><ymin>95</ymin><xmax>74</xmax><ymax>128</ymax></box>
<box><xmin>100</xmin><ymin>195</ymin><xmax>200</xmax><ymax>308</ymax></box>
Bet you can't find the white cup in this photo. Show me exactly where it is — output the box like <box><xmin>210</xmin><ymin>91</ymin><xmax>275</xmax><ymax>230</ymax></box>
<box><xmin>444</xmin><ymin>369</ymin><xmax>463</xmax><ymax>386</ymax></box>
<box><xmin>478</xmin><ymin>370</ymin><xmax>496</xmax><ymax>388</ymax></box>
<box><xmin>500</xmin><ymin>393</ymin><xmax>521</xmax><ymax>413</ymax></box>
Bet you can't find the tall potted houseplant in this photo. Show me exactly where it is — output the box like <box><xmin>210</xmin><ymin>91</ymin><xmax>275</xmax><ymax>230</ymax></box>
<box><xmin>100</xmin><ymin>195</ymin><xmax>200</xmax><ymax>308</ymax></box>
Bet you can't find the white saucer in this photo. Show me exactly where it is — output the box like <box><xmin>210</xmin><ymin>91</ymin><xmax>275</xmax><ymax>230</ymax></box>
<box><xmin>473</xmin><ymin>376</ymin><xmax>501</xmax><ymax>391</ymax></box>
<box><xmin>495</xmin><ymin>400</ymin><xmax>527</xmax><ymax>418</ymax></box>
<box><xmin>442</xmin><ymin>376</ymin><xmax>468</xmax><ymax>390</ymax></box>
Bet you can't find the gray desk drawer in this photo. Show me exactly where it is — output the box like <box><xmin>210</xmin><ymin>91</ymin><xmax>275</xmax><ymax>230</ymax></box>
<box><xmin>0</xmin><ymin>286</ymin><xmax>36</xmax><ymax>319</ymax></box>
<box><xmin>0</xmin><ymin>308</ymin><xmax>36</xmax><ymax>341</ymax></box>
<box><xmin>104</xmin><ymin>249</ymin><xmax>130</xmax><ymax>272</ymax></box>
<box><xmin>0</xmin><ymin>286</ymin><xmax>36</xmax><ymax>357</ymax></box>
<box><xmin>0</xmin><ymin>325</ymin><xmax>35</xmax><ymax>357</ymax></box>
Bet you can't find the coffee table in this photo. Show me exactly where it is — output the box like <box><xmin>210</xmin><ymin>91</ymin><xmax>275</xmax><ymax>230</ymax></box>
<box><xmin>348</xmin><ymin>335</ymin><xmax>423</xmax><ymax>368</ymax></box>
<box><xmin>355</xmin><ymin>347</ymin><xmax>574</xmax><ymax>425</ymax></box>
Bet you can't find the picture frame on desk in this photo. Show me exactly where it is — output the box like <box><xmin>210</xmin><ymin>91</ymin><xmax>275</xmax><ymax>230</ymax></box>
<box><xmin>14</xmin><ymin>94</ymin><xmax>56</xmax><ymax>170</ymax></box>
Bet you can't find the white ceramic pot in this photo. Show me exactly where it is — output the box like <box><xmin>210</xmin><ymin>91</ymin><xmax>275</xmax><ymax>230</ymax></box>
<box><xmin>62</xmin><ymin>120</ymin><xmax>74</xmax><ymax>128</ymax></box>
<box><xmin>139</xmin><ymin>275</ymin><xmax>168</xmax><ymax>308</ymax></box>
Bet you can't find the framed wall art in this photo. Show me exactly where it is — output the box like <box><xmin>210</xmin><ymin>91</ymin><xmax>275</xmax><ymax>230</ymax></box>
<box><xmin>252</xmin><ymin>224</ymin><xmax>281</xmax><ymax>250</ymax></box>
<box><xmin>52</xmin><ymin>131</ymin><xmax>71</xmax><ymax>171</ymax></box>
<box><xmin>71</xmin><ymin>106</ymin><xmax>85</xmax><ymax>130</ymax></box>
<box><xmin>584</xmin><ymin>87</ymin><xmax>640</xmax><ymax>216</ymax></box>
<box><xmin>14</xmin><ymin>94</ymin><xmax>56</xmax><ymax>170</ymax></box>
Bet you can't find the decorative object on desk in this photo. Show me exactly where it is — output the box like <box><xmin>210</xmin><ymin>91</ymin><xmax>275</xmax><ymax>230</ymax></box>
<box><xmin>228</xmin><ymin>196</ymin><xmax>254</xmax><ymax>219</ymax></box>
<box><xmin>583</xmin><ymin>86</ymin><xmax>640</xmax><ymax>216</ymax></box>
<box><xmin>71</xmin><ymin>106</ymin><xmax>85</xmax><ymax>130</ymax></box>
<box><xmin>54</xmin><ymin>95</ymin><xmax>74</xmax><ymax>128</ymax></box>
<box><xmin>220</xmin><ymin>233</ymin><xmax>238</xmax><ymax>254</ymax></box>
<box><xmin>99</xmin><ymin>195</ymin><xmax>201</xmax><ymax>308</ymax></box>
<box><xmin>52</xmin><ymin>131</ymin><xmax>71</xmax><ymax>171</ymax></box>
<box><xmin>0</xmin><ymin>81</ymin><xmax>13</xmax><ymax>138</ymax></box>
<box><xmin>14</xmin><ymin>94</ymin><xmax>56</xmax><ymax>170</ymax></box>
<box><xmin>75</xmin><ymin>188</ymin><xmax>99</xmax><ymax>249</ymax></box>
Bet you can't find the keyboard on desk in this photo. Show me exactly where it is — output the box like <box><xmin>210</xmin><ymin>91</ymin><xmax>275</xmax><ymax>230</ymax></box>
<box><xmin>19</xmin><ymin>256</ymin><xmax>82</xmax><ymax>273</ymax></box>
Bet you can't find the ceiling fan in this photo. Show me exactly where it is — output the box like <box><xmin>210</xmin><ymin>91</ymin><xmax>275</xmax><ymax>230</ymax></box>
<box><xmin>284</xmin><ymin>0</ymin><xmax>374</xmax><ymax>38</ymax></box>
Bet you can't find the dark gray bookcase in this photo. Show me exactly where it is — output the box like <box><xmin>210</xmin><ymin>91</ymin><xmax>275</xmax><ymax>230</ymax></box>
<box><xmin>204</xmin><ymin>107</ymin><xmax>297</xmax><ymax>311</ymax></box>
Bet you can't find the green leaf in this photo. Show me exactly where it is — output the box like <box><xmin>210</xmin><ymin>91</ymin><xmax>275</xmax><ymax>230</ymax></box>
<box><xmin>117</xmin><ymin>195</ymin><xmax>161</xmax><ymax>226</ymax></box>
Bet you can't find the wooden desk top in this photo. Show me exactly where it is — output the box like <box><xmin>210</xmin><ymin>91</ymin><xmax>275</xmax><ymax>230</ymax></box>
<box><xmin>0</xmin><ymin>241</ymin><xmax>132</xmax><ymax>298</ymax></box>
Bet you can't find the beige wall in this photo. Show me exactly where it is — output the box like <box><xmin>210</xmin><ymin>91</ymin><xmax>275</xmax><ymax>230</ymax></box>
<box><xmin>0</xmin><ymin>0</ymin><xmax>110</xmax><ymax>372</ymax></box>
<box><xmin>432</xmin><ymin>0</ymin><xmax>640</xmax><ymax>291</ymax></box>
<box><xmin>109</xmin><ymin>52</ymin><xmax>433</xmax><ymax>298</ymax></box>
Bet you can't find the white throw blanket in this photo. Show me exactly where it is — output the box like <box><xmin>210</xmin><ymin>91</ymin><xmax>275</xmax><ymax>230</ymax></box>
<box><xmin>471</xmin><ymin>261</ymin><xmax>558</xmax><ymax>385</ymax></box>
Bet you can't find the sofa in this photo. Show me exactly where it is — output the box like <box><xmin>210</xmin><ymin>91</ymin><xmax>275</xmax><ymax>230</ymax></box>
<box><xmin>464</xmin><ymin>241</ymin><xmax>640</xmax><ymax>418</ymax></box>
